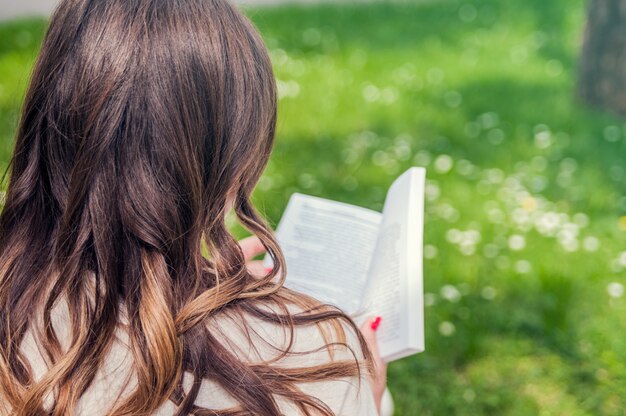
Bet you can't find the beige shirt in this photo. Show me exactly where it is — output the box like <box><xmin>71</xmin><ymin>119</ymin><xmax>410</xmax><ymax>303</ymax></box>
<box><xmin>19</xmin><ymin>296</ymin><xmax>378</xmax><ymax>415</ymax></box>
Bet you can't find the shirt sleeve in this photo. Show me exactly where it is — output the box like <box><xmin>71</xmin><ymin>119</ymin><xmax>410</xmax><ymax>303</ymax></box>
<box><xmin>204</xmin><ymin>304</ymin><xmax>381</xmax><ymax>415</ymax></box>
<box><xmin>289</xmin><ymin>371</ymin><xmax>378</xmax><ymax>416</ymax></box>
<box><xmin>336</xmin><ymin>372</ymin><xmax>379</xmax><ymax>415</ymax></box>
<box><xmin>335</xmin><ymin>318</ymin><xmax>378</xmax><ymax>415</ymax></box>
<box><xmin>284</xmin><ymin>318</ymin><xmax>379</xmax><ymax>416</ymax></box>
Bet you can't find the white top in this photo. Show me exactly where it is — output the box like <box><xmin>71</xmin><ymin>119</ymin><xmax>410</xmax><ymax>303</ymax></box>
<box><xmin>19</xmin><ymin>295</ymin><xmax>379</xmax><ymax>415</ymax></box>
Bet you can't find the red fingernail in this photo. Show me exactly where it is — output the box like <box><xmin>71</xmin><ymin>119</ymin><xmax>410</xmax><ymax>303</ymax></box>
<box><xmin>264</xmin><ymin>267</ymin><xmax>273</xmax><ymax>273</ymax></box>
<box><xmin>370</xmin><ymin>316</ymin><xmax>382</xmax><ymax>331</ymax></box>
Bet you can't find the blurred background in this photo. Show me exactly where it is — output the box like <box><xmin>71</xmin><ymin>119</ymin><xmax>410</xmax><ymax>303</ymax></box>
<box><xmin>1</xmin><ymin>0</ymin><xmax>626</xmax><ymax>414</ymax></box>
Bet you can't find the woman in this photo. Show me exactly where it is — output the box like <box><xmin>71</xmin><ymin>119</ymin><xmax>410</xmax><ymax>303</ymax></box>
<box><xmin>0</xmin><ymin>0</ymin><xmax>389</xmax><ymax>414</ymax></box>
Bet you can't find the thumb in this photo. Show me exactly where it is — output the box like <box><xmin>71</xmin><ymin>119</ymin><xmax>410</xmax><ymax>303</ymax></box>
<box><xmin>358</xmin><ymin>314</ymin><xmax>388</xmax><ymax>410</ymax></box>
<box><xmin>359</xmin><ymin>315</ymin><xmax>383</xmax><ymax>361</ymax></box>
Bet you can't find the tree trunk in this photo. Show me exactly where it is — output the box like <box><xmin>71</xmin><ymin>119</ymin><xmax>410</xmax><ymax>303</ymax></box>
<box><xmin>579</xmin><ymin>0</ymin><xmax>626</xmax><ymax>116</ymax></box>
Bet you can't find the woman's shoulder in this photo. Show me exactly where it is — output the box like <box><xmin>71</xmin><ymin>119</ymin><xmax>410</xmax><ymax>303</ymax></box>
<box><xmin>208</xmin><ymin>296</ymin><xmax>366</xmax><ymax>364</ymax></box>
<box><xmin>198</xmin><ymin>293</ymin><xmax>379</xmax><ymax>415</ymax></box>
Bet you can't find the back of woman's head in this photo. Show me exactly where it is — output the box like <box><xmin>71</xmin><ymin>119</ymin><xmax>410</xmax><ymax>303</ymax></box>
<box><xmin>0</xmin><ymin>1</ymin><xmax>368</xmax><ymax>415</ymax></box>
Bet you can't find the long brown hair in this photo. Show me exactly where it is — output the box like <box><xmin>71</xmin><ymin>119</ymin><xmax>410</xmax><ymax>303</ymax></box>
<box><xmin>0</xmin><ymin>0</ymin><xmax>371</xmax><ymax>414</ymax></box>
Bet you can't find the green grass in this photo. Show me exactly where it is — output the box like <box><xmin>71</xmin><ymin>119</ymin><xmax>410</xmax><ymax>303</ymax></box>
<box><xmin>1</xmin><ymin>0</ymin><xmax>626</xmax><ymax>414</ymax></box>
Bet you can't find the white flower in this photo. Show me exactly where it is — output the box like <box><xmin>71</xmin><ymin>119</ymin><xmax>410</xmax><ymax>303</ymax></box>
<box><xmin>535</xmin><ymin>212</ymin><xmax>560</xmax><ymax>236</ymax></box>
<box><xmin>440</xmin><ymin>285</ymin><xmax>462</xmax><ymax>302</ymax></box>
<box><xmin>487</xmin><ymin>208</ymin><xmax>505</xmax><ymax>224</ymax></box>
<box><xmin>508</xmin><ymin>234</ymin><xmax>526</xmax><ymax>251</ymax></box>
<box><xmin>463</xmin><ymin>389</ymin><xmax>476</xmax><ymax>403</ymax></box>
<box><xmin>481</xmin><ymin>286</ymin><xmax>497</xmax><ymax>300</ymax></box>
<box><xmin>582</xmin><ymin>237</ymin><xmax>600</xmax><ymax>252</ymax></box>
<box><xmin>514</xmin><ymin>260</ymin><xmax>532</xmax><ymax>274</ymax></box>
<box><xmin>560</xmin><ymin>158</ymin><xmax>578</xmax><ymax>173</ymax></box>
<box><xmin>424</xmin><ymin>245</ymin><xmax>438</xmax><ymax>259</ymax></box>
<box><xmin>362</xmin><ymin>84</ymin><xmax>380</xmax><ymax>102</ymax></box>
<box><xmin>437</xmin><ymin>203</ymin><xmax>459</xmax><ymax>222</ymax></box>
<box><xmin>485</xmin><ymin>168</ymin><xmax>504</xmax><ymax>184</ymax></box>
<box><xmin>434</xmin><ymin>154</ymin><xmax>454</xmax><ymax>174</ymax></box>
<box><xmin>558</xmin><ymin>223</ymin><xmax>580</xmax><ymax>240</ymax></box>
<box><xmin>414</xmin><ymin>150</ymin><xmax>432</xmax><ymax>167</ymax></box>
<box><xmin>483</xmin><ymin>244</ymin><xmax>500</xmax><ymax>258</ymax></box>
<box><xmin>534</xmin><ymin>130</ymin><xmax>552</xmax><ymax>149</ymax></box>
<box><xmin>603</xmin><ymin>125</ymin><xmax>621</xmax><ymax>142</ymax></box>
<box><xmin>459</xmin><ymin>244</ymin><xmax>476</xmax><ymax>256</ymax></box>
<box><xmin>277</xmin><ymin>79</ymin><xmax>300</xmax><ymax>99</ymax></box>
<box><xmin>573</xmin><ymin>213</ymin><xmax>590</xmax><ymax>228</ymax></box>
<box><xmin>560</xmin><ymin>238</ymin><xmax>579</xmax><ymax>252</ymax></box>
<box><xmin>607</xmin><ymin>282</ymin><xmax>624</xmax><ymax>298</ymax></box>
<box><xmin>512</xmin><ymin>208</ymin><xmax>531</xmax><ymax>225</ymax></box>
<box><xmin>371</xmin><ymin>150</ymin><xmax>389</xmax><ymax>166</ymax></box>
<box><xmin>463</xmin><ymin>230</ymin><xmax>481</xmax><ymax>244</ymax></box>
<box><xmin>478</xmin><ymin>112</ymin><xmax>499</xmax><ymax>129</ymax></box>
<box><xmin>425</xmin><ymin>181</ymin><xmax>441</xmax><ymax>201</ymax></box>
<box><xmin>446</xmin><ymin>229</ymin><xmax>462</xmax><ymax>244</ymax></box>
<box><xmin>438</xmin><ymin>321</ymin><xmax>456</xmax><ymax>337</ymax></box>
<box><xmin>424</xmin><ymin>293</ymin><xmax>437</xmax><ymax>307</ymax></box>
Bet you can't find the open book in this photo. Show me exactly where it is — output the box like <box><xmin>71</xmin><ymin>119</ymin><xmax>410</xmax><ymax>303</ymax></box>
<box><xmin>266</xmin><ymin>167</ymin><xmax>426</xmax><ymax>362</ymax></box>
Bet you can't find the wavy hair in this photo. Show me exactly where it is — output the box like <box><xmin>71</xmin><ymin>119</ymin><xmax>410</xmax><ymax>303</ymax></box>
<box><xmin>0</xmin><ymin>0</ymin><xmax>371</xmax><ymax>414</ymax></box>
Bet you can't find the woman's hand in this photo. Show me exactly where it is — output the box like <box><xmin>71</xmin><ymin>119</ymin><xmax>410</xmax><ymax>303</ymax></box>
<box><xmin>238</xmin><ymin>235</ymin><xmax>271</xmax><ymax>278</ymax></box>
<box><xmin>359</xmin><ymin>316</ymin><xmax>389</xmax><ymax>415</ymax></box>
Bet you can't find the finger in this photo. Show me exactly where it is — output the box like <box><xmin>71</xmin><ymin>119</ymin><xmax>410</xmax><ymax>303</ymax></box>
<box><xmin>359</xmin><ymin>316</ymin><xmax>381</xmax><ymax>357</ymax></box>
<box><xmin>359</xmin><ymin>316</ymin><xmax>388</xmax><ymax>371</ymax></box>
<box><xmin>238</xmin><ymin>235</ymin><xmax>266</xmax><ymax>261</ymax></box>
<box><xmin>246</xmin><ymin>260</ymin><xmax>271</xmax><ymax>279</ymax></box>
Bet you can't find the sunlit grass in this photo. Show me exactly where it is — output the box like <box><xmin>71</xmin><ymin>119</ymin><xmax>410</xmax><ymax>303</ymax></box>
<box><xmin>1</xmin><ymin>0</ymin><xmax>625</xmax><ymax>414</ymax></box>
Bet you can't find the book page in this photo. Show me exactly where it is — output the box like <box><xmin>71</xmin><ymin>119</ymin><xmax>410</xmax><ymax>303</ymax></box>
<box><xmin>267</xmin><ymin>194</ymin><xmax>382</xmax><ymax>315</ymax></box>
<box><xmin>361</xmin><ymin>167</ymin><xmax>426</xmax><ymax>361</ymax></box>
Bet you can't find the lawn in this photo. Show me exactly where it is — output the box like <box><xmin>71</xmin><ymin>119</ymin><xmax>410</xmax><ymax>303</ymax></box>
<box><xmin>1</xmin><ymin>0</ymin><xmax>626</xmax><ymax>414</ymax></box>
